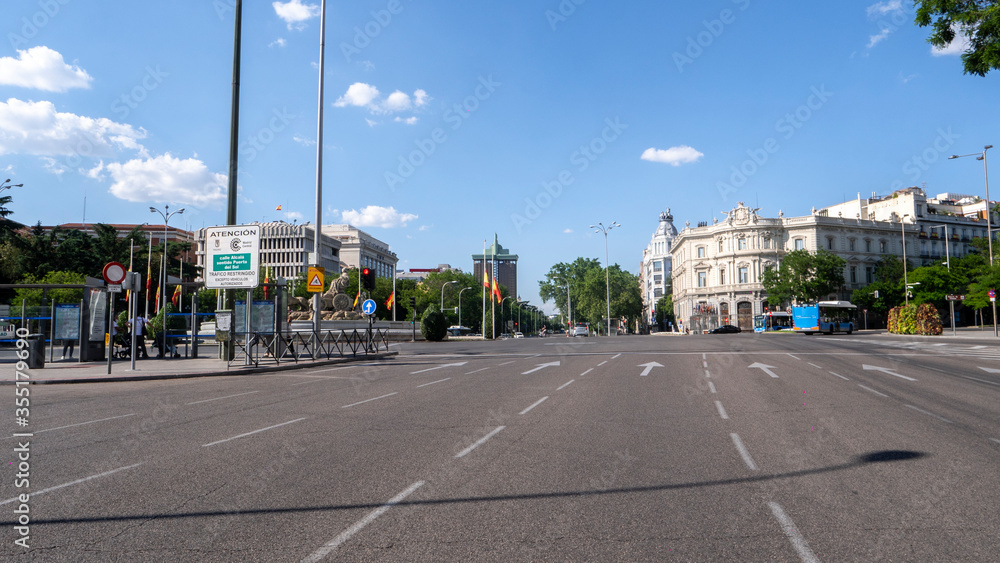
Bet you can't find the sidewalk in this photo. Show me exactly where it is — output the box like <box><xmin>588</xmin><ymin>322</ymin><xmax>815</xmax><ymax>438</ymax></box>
<box><xmin>1</xmin><ymin>351</ymin><xmax>397</xmax><ymax>385</ymax></box>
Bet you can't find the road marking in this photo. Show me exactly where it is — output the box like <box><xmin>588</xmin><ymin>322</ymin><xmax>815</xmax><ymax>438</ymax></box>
<box><xmin>0</xmin><ymin>463</ymin><xmax>144</xmax><ymax>506</ymax></box>
<box><xmin>991</xmin><ymin>438</ymin><xmax>1000</xmax><ymax>446</ymax></box>
<box><xmin>410</xmin><ymin>361</ymin><xmax>468</xmax><ymax>374</ymax></box>
<box><xmin>857</xmin><ymin>384</ymin><xmax>888</xmax><ymax>398</ymax></box>
<box><xmin>962</xmin><ymin>375</ymin><xmax>1000</xmax><ymax>386</ymax></box>
<box><xmin>807</xmin><ymin>362</ymin><xmax>822</xmax><ymax>369</ymax></box>
<box><xmin>705</xmin><ymin>370</ymin><xmax>711</xmax><ymax>378</ymax></box>
<box><xmin>749</xmin><ymin>362</ymin><xmax>780</xmax><ymax>378</ymax></box>
<box><xmin>905</xmin><ymin>404</ymin><xmax>954</xmax><ymax>424</ymax></box>
<box><xmin>300</xmin><ymin>480</ymin><xmax>425</xmax><ymax>562</ymax></box>
<box><xmin>768</xmin><ymin>501</ymin><xmax>820</xmax><ymax>563</ymax></box>
<box><xmin>465</xmin><ymin>367</ymin><xmax>490</xmax><ymax>375</ymax></box>
<box><xmin>979</xmin><ymin>367</ymin><xmax>1000</xmax><ymax>374</ymax></box>
<box><xmin>863</xmin><ymin>364</ymin><xmax>917</xmax><ymax>381</ymax></box>
<box><xmin>598</xmin><ymin>361</ymin><xmax>608</xmax><ymax>366</ymax></box>
<box><xmin>730</xmin><ymin>433</ymin><xmax>758</xmax><ymax>470</ymax></box>
<box><xmin>579</xmin><ymin>368</ymin><xmax>594</xmax><ymax>377</ymax></box>
<box><xmin>35</xmin><ymin>413</ymin><xmax>136</xmax><ymax>433</ymax></box>
<box><xmin>203</xmin><ymin>418</ymin><xmax>307</xmax><ymax>447</ymax></box>
<box><xmin>702</xmin><ymin>353</ymin><xmax>707</xmax><ymax>360</ymax></box>
<box><xmin>715</xmin><ymin>400</ymin><xmax>729</xmax><ymax>420</ymax></box>
<box><xmin>455</xmin><ymin>426</ymin><xmax>505</xmax><ymax>458</ymax></box>
<box><xmin>522</xmin><ymin>361</ymin><xmax>560</xmax><ymax>375</ymax></box>
<box><xmin>708</xmin><ymin>381</ymin><xmax>717</xmax><ymax>394</ymax></box>
<box><xmin>557</xmin><ymin>379</ymin><xmax>574</xmax><ymax>391</ymax></box>
<box><xmin>341</xmin><ymin>393</ymin><xmax>398</xmax><ymax>409</ymax></box>
<box><xmin>520</xmin><ymin>396</ymin><xmax>549</xmax><ymax>415</ymax></box>
<box><xmin>702</xmin><ymin>360</ymin><xmax>708</xmax><ymax>368</ymax></box>
<box><xmin>314</xmin><ymin>366</ymin><xmax>357</xmax><ymax>373</ymax></box>
<box><xmin>416</xmin><ymin>378</ymin><xmax>451</xmax><ymax>388</ymax></box>
<box><xmin>829</xmin><ymin>371</ymin><xmax>849</xmax><ymax>381</ymax></box>
<box><xmin>638</xmin><ymin>361</ymin><xmax>663</xmax><ymax>376</ymax></box>
<box><xmin>292</xmin><ymin>377</ymin><xmax>353</xmax><ymax>386</ymax></box>
<box><xmin>612</xmin><ymin>353</ymin><xmax>621</xmax><ymax>359</ymax></box>
<box><xmin>497</xmin><ymin>361</ymin><xmax>515</xmax><ymax>366</ymax></box>
<box><xmin>186</xmin><ymin>391</ymin><xmax>260</xmax><ymax>405</ymax></box>
<box><xmin>787</xmin><ymin>354</ymin><xmax>800</xmax><ymax>360</ymax></box>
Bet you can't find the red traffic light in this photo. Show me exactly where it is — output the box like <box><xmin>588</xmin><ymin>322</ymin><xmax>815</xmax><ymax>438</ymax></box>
<box><xmin>362</xmin><ymin>268</ymin><xmax>370</xmax><ymax>275</ymax></box>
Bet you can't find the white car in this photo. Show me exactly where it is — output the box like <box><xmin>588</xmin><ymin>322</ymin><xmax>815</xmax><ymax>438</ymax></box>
<box><xmin>572</xmin><ymin>326</ymin><xmax>588</xmax><ymax>337</ymax></box>
<box><xmin>514</xmin><ymin>332</ymin><xmax>524</xmax><ymax>338</ymax></box>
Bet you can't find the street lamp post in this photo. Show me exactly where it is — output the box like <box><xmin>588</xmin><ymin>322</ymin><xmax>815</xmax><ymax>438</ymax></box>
<box><xmin>150</xmin><ymin>205</ymin><xmax>184</xmax><ymax>357</ymax></box>
<box><xmin>590</xmin><ymin>221</ymin><xmax>620</xmax><ymax>336</ymax></box>
<box><xmin>901</xmin><ymin>214</ymin><xmax>910</xmax><ymax>306</ymax></box>
<box><xmin>0</xmin><ymin>178</ymin><xmax>23</xmax><ymax>194</ymax></box>
<box><xmin>457</xmin><ymin>286</ymin><xmax>473</xmax><ymax>329</ymax></box>
<box><xmin>441</xmin><ymin>280</ymin><xmax>458</xmax><ymax>312</ymax></box>
<box><xmin>950</xmin><ymin>145</ymin><xmax>997</xmax><ymax>335</ymax></box>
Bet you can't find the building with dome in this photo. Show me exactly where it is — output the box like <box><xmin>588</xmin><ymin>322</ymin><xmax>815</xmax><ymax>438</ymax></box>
<box><xmin>640</xmin><ymin>208</ymin><xmax>678</xmax><ymax>328</ymax></box>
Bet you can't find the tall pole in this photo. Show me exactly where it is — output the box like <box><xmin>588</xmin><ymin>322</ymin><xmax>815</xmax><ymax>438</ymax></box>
<box><xmin>222</xmin><ymin>0</ymin><xmax>242</xmax><ymax>361</ymax></box>
<box><xmin>590</xmin><ymin>221</ymin><xmax>619</xmax><ymax>336</ymax></box>
<box><xmin>481</xmin><ymin>240</ymin><xmax>486</xmax><ymax>340</ymax></box>
<box><xmin>950</xmin><ymin>145</ymin><xmax>995</xmax><ymax>335</ymax></box>
<box><xmin>312</xmin><ymin>0</ymin><xmax>328</xmax><ymax>348</ymax></box>
<box><xmin>901</xmin><ymin>214</ymin><xmax>909</xmax><ymax>306</ymax></box>
<box><xmin>458</xmin><ymin>287</ymin><xmax>472</xmax><ymax>329</ymax></box>
<box><xmin>441</xmin><ymin>280</ymin><xmax>458</xmax><ymax>312</ymax></box>
<box><xmin>144</xmin><ymin>235</ymin><xmax>152</xmax><ymax>320</ymax></box>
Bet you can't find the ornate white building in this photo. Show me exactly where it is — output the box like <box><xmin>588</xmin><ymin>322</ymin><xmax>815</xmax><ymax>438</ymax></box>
<box><xmin>671</xmin><ymin>190</ymin><xmax>994</xmax><ymax>332</ymax></box>
<box><xmin>640</xmin><ymin>208</ymin><xmax>678</xmax><ymax>327</ymax></box>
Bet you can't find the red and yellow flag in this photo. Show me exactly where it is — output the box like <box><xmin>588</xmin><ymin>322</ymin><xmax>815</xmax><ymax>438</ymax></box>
<box><xmin>385</xmin><ymin>292</ymin><xmax>395</xmax><ymax>309</ymax></box>
<box><xmin>492</xmin><ymin>277</ymin><xmax>502</xmax><ymax>304</ymax></box>
<box><xmin>263</xmin><ymin>266</ymin><xmax>270</xmax><ymax>300</ymax></box>
<box><xmin>171</xmin><ymin>285</ymin><xmax>181</xmax><ymax>307</ymax></box>
<box><xmin>483</xmin><ymin>271</ymin><xmax>491</xmax><ymax>289</ymax></box>
<box><xmin>154</xmin><ymin>285</ymin><xmax>160</xmax><ymax>313</ymax></box>
<box><xmin>353</xmin><ymin>291</ymin><xmax>360</xmax><ymax>308</ymax></box>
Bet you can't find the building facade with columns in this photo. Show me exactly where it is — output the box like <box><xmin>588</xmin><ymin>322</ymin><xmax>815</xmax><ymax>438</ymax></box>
<box><xmin>321</xmin><ymin>224</ymin><xmax>398</xmax><ymax>280</ymax></box>
<box><xmin>671</xmin><ymin>191</ymin><xmax>995</xmax><ymax>332</ymax></box>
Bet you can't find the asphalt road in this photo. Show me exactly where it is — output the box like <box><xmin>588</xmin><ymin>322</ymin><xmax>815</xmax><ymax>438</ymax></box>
<box><xmin>2</xmin><ymin>332</ymin><xmax>999</xmax><ymax>561</ymax></box>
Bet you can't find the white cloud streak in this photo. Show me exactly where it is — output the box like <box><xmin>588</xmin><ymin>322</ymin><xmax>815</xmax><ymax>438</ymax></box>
<box><xmin>338</xmin><ymin>205</ymin><xmax>417</xmax><ymax>228</ymax></box>
<box><xmin>272</xmin><ymin>0</ymin><xmax>320</xmax><ymax>30</ymax></box>
<box><xmin>106</xmin><ymin>154</ymin><xmax>227</xmax><ymax>207</ymax></box>
<box><xmin>0</xmin><ymin>47</ymin><xmax>93</xmax><ymax>92</ymax></box>
<box><xmin>641</xmin><ymin>146</ymin><xmax>704</xmax><ymax>166</ymax></box>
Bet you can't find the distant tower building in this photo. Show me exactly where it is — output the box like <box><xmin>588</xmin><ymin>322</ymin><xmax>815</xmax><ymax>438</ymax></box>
<box><xmin>641</xmin><ymin>208</ymin><xmax>678</xmax><ymax>327</ymax></box>
<box><xmin>472</xmin><ymin>234</ymin><xmax>518</xmax><ymax>299</ymax></box>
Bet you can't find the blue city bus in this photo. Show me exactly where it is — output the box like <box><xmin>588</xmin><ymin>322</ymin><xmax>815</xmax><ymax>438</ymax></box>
<box><xmin>753</xmin><ymin>311</ymin><xmax>793</xmax><ymax>333</ymax></box>
<box><xmin>792</xmin><ymin>301</ymin><xmax>857</xmax><ymax>335</ymax></box>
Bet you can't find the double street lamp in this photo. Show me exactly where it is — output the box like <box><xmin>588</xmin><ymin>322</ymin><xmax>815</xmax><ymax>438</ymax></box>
<box><xmin>149</xmin><ymin>205</ymin><xmax>185</xmax><ymax>325</ymax></box>
<box><xmin>950</xmin><ymin>145</ymin><xmax>997</xmax><ymax>336</ymax></box>
<box><xmin>440</xmin><ymin>280</ymin><xmax>459</xmax><ymax>312</ymax></box>
<box><xmin>0</xmin><ymin>178</ymin><xmax>23</xmax><ymax>194</ymax></box>
<box><xmin>590</xmin><ymin>221</ymin><xmax>619</xmax><ymax>336</ymax></box>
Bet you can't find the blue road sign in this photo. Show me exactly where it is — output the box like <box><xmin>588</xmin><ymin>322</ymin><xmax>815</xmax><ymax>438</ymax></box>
<box><xmin>362</xmin><ymin>299</ymin><xmax>377</xmax><ymax>315</ymax></box>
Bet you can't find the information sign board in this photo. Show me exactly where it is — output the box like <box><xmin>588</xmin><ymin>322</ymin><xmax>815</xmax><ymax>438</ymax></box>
<box><xmin>205</xmin><ymin>225</ymin><xmax>261</xmax><ymax>289</ymax></box>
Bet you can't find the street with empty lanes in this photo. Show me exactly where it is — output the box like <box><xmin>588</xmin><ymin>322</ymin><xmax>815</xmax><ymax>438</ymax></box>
<box><xmin>3</xmin><ymin>332</ymin><xmax>999</xmax><ymax>561</ymax></box>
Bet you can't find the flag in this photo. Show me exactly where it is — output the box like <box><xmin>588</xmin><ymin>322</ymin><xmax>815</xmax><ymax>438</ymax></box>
<box><xmin>263</xmin><ymin>266</ymin><xmax>270</xmax><ymax>300</ymax></box>
<box><xmin>171</xmin><ymin>285</ymin><xmax>181</xmax><ymax>307</ymax></box>
<box><xmin>385</xmin><ymin>292</ymin><xmax>394</xmax><ymax>310</ymax></box>
<box><xmin>146</xmin><ymin>258</ymin><xmax>152</xmax><ymax>302</ymax></box>
<box><xmin>482</xmin><ymin>270</ymin><xmax>491</xmax><ymax>289</ymax></box>
<box><xmin>492</xmin><ymin>277</ymin><xmax>502</xmax><ymax>304</ymax></box>
<box><xmin>353</xmin><ymin>291</ymin><xmax>360</xmax><ymax>308</ymax></box>
<box><xmin>155</xmin><ymin>285</ymin><xmax>161</xmax><ymax>313</ymax></box>
<box><xmin>275</xmin><ymin>205</ymin><xmax>282</xmax><ymax>211</ymax></box>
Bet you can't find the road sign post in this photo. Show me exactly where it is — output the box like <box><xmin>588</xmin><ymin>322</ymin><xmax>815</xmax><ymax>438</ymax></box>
<box><xmin>204</xmin><ymin>225</ymin><xmax>261</xmax><ymax>360</ymax></box>
<box><xmin>946</xmin><ymin>295</ymin><xmax>966</xmax><ymax>336</ymax></box>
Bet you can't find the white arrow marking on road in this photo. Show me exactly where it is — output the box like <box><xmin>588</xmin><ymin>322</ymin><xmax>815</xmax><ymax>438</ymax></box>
<box><xmin>862</xmin><ymin>364</ymin><xmax>917</xmax><ymax>381</ymax></box>
<box><xmin>979</xmin><ymin>367</ymin><xmax>1000</xmax><ymax>374</ymax></box>
<box><xmin>748</xmin><ymin>362</ymin><xmax>780</xmax><ymax>378</ymax></box>
<box><xmin>410</xmin><ymin>361</ymin><xmax>468</xmax><ymax>374</ymax></box>
<box><xmin>638</xmin><ymin>361</ymin><xmax>664</xmax><ymax>376</ymax></box>
<box><xmin>522</xmin><ymin>361</ymin><xmax>560</xmax><ymax>375</ymax></box>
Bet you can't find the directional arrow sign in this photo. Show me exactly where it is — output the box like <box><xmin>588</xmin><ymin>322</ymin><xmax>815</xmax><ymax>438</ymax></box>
<box><xmin>979</xmin><ymin>367</ymin><xmax>1000</xmax><ymax>374</ymax></box>
<box><xmin>748</xmin><ymin>362</ymin><xmax>779</xmax><ymax>378</ymax></box>
<box><xmin>638</xmin><ymin>361</ymin><xmax>664</xmax><ymax>376</ymax></box>
<box><xmin>410</xmin><ymin>361</ymin><xmax>468</xmax><ymax>375</ymax></box>
<box><xmin>863</xmin><ymin>364</ymin><xmax>917</xmax><ymax>381</ymax></box>
<box><xmin>522</xmin><ymin>361</ymin><xmax>560</xmax><ymax>375</ymax></box>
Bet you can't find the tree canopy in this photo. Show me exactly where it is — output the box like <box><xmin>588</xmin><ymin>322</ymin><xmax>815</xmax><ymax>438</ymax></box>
<box><xmin>915</xmin><ymin>0</ymin><xmax>1000</xmax><ymax>76</ymax></box>
<box><xmin>539</xmin><ymin>257</ymin><xmax>642</xmax><ymax>331</ymax></box>
<box><xmin>761</xmin><ymin>249</ymin><xmax>846</xmax><ymax>305</ymax></box>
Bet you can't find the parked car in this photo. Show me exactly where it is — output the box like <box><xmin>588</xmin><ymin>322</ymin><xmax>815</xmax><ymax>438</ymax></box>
<box><xmin>514</xmin><ymin>332</ymin><xmax>524</xmax><ymax>338</ymax></box>
<box><xmin>709</xmin><ymin>325</ymin><xmax>742</xmax><ymax>334</ymax></box>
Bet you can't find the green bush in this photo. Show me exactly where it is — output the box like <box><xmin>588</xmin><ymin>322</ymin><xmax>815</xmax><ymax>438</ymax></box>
<box><xmin>420</xmin><ymin>306</ymin><xmax>448</xmax><ymax>342</ymax></box>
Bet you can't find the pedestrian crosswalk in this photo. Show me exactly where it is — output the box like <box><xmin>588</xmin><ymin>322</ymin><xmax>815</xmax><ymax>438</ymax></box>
<box><xmin>876</xmin><ymin>340</ymin><xmax>1000</xmax><ymax>360</ymax></box>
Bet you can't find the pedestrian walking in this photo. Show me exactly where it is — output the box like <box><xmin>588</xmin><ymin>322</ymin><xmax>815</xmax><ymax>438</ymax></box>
<box><xmin>130</xmin><ymin>314</ymin><xmax>149</xmax><ymax>359</ymax></box>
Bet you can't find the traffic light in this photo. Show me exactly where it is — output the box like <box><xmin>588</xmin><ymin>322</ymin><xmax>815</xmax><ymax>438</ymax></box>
<box><xmin>361</xmin><ymin>268</ymin><xmax>376</xmax><ymax>290</ymax></box>
<box><xmin>410</xmin><ymin>296</ymin><xmax>416</xmax><ymax>308</ymax></box>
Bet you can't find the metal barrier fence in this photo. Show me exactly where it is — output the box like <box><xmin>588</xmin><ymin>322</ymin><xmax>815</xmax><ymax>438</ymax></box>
<box><xmin>229</xmin><ymin>327</ymin><xmax>390</xmax><ymax>368</ymax></box>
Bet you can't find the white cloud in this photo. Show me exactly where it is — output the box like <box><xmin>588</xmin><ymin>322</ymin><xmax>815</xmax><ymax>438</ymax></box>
<box><xmin>563</xmin><ymin>228</ymin><xmax>573</xmax><ymax>234</ymax></box>
<box><xmin>866</xmin><ymin>1</ymin><xmax>902</xmax><ymax>17</ymax></box>
<box><xmin>292</xmin><ymin>134</ymin><xmax>315</xmax><ymax>146</ymax></box>
<box><xmin>867</xmin><ymin>28</ymin><xmax>892</xmax><ymax>48</ymax></box>
<box><xmin>365</xmin><ymin>118</ymin><xmax>378</xmax><ymax>128</ymax></box>
<box><xmin>640</xmin><ymin>146</ymin><xmax>704</xmax><ymax>166</ymax></box>
<box><xmin>932</xmin><ymin>26</ymin><xmax>972</xmax><ymax>56</ymax></box>
<box><xmin>333</xmin><ymin>83</ymin><xmax>429</xmax><ymax>119</ymax></box>
<box><xmin>105</xmin><ymin>154</ymin><xmax>227</xmax><ymax>207</ymax></box>
<box><xmin>283</xmin><ymin>210</ymin><xmax>304</xmax><ymax>221</ymax></box>
<box><xmin>272</xmin><ymin>0</ymin><xmax>320</xmax><ymax>30</ymax></box>
<box><xmin>0</xmin><ymin>98</ymin><xmax>147</xmax><ymax>158</ymax></box>
<box><xmin>339</xmin><ymin>205</ymin><xmax>417</xmax><ymax>228</ymax></box>
<box><xmin>269</xmin><ymin>38</ymin><xmax>287</xmax><ymax>48</ymax></box>
<box><xmin>0</xmin><ymin>47</ymin><xmax>93</xmax><ymax>92</ymax></box>
<box><xmin>394</xmin><ymin>116</ymin><xmax>418</xmax><ymax>125</ymax></box>
<box><xmin>334</xmin><ymin>82</ymin><xmax>380</xmax><ymax>108</ymax></box>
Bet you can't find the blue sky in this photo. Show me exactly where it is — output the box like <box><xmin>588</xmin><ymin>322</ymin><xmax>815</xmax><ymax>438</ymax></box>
<box><xmin>2</xmin><ymin>0</ymin><xmax>999</xmax><ymax>314</ymax></box>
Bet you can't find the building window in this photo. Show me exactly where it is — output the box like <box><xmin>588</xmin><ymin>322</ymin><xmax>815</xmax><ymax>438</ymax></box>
<box><xmin>737</xmin><ymin>238</ymin><xmax>747</xmax><ymax>250</ymax></box>
<box><xmin>794</xmin><ymin>238</ymin><xmax>804</xmax><ymax>250</ymax></box>
<box><xmin>762</xmin><ymin>237</ymin><xmax>771</xmax><ymax>250</ymax></box>
<box><xmin>697</xmin><ymin>246</ymin><xmax>706</xmax><ymax>258</ymax></box>
<box><xmin>738</xmin><ymin>267</ymin><xmax>748</xmax><ymax>284</ymax></box>
<box><xmin>827</xmin><ymin>237</ymin><xmax>835</xmax><ymax>250</ymax></box>
<box><xmin>718</xmin><ymin>239</ymin><xmax>724</xmax><ymax>252</ymax></box>
<box><xmin>653</xmin><ymin>261</ymin><xmax>662</xmax><ymax>271</ymax></box>
<box><xmin>866</xmin><ymin>266</ymin><xmax>874</xmax><ymax>284</ymax></box>
<box><xmin>719</xmin><ymin>269</ymin><xmax>726</xmax><ymax>285</ymax></box>
<box><xmin>849</xmin><ymin>238</ymin><xmax>856</xmax><ymax>251</ymax></box>
<box><xmin>698</xmin><ymin>272</ymin><xmax>707</xmax><ymax>287</ymax></box>
<box><xmin>850</xmin><ymin>266</ymin><xmax>857</xmax><ymax>284</ymax></box>
<box><xmin>865</xmin><ymin>239</ymin><xmax>872</xmax><ymax>252</ymax></box>
<box><xmin>879</xmin><ymin>240</ymin><xmax>886</xmax><ymax>253</ymax></box>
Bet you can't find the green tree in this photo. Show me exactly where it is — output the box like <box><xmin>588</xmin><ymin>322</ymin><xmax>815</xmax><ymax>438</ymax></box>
<box><xmin>539</xmin><ymin>257</ymin><xmax>602</xmax><ymax>324</ymax></box>
<box><xmin>654</xmin><ymin>294</ymin><xmax>676</xmax><ymax>330</ymax></box>
<box><xmin>915</xmin><ymin>1</ymin><xmax>1000</xmax><ymax>76</ymax></box>
<box><xmin>12</xmin><ymin>271</ymin><xmax>86</xmax><ymax>306</ymax></box>
<box><xmin>420</xmin><ymin>306</ymin><xmax>448</xmax><ymax>341</ymax></box>
<box><xmin>761</xmin><ymin>249</ymin><xmax>846</xmax><ymax>305</ymax></box>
